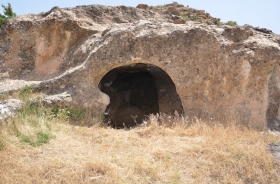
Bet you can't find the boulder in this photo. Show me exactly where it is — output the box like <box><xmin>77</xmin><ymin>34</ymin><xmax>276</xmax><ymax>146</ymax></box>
<box><xmin>0</xmin><ymin>99</ymin><xmax>23</xmax><ymax>120</ymax></box>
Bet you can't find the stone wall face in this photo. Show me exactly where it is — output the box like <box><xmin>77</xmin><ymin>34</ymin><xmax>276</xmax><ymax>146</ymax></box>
<box><xmin>0</xmin><ymin>5</ymin><xmax>280</xmax><ymax>129</ymax></box>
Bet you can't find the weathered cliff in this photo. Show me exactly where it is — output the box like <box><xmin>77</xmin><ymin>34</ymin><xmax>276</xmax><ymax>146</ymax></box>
<box><xmin>0</xmin><ymin>4</ymin><xmax>280</xmax><ymax>129</ymax></box>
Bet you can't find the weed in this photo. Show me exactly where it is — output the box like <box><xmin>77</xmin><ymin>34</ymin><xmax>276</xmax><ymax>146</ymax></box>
<box><xmin>50</xmin><ymin>106</ymin><xmax>95</xmax><ymax>124</ymax></box>
<box><xmin>51</xmin><ymin>106</ymin><xmax>71</xmax><ymax>120</ymax></box>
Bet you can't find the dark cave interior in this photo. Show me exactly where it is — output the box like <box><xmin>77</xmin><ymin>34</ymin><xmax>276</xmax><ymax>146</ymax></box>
<box><xmin>99</xmin><ymin>63</ymin><xmax>183</xmax><ymax>128</ymax></box>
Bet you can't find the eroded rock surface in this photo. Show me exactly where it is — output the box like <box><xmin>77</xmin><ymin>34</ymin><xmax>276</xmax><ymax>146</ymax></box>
<box><xmin>0</xmin><ymin>4</ymin><xmax>280</xmax><ymax>128</ymax></box>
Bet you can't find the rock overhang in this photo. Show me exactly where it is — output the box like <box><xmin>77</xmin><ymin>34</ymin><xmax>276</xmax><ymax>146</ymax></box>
<box><xmin>0</xmin><ymin>4</ymin><xmax>280</xmax><ymax>129</ymax></box>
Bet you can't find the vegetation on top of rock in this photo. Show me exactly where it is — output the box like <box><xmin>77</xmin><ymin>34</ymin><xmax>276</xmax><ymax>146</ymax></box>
<box><xmin>212</xmin><ymin>18</ymin><xmax>220</xmax><ymax>25</ymax></box>
<box><xmin>0</xmin><ymin>3</ymin><xmax>16</xmax><ymax>28</ymax></box>
<box><xmin>171</xmin><ymin>1</ymin><xmax>180</xmax><ymax>5</ymax></box>
<box><xmin>226</xmin><ymin>20</ymin><xmax>238</xmax><ymax>26</ymax></box>
<box><xmin>181</xmin><ymin>12</ymin><xmax>198</xmax><ymax>21</ymax></box>
<box><xmin>145</xmin><ymin>3</ymin><xmax>221</xmax><ymax>25</ymax></box>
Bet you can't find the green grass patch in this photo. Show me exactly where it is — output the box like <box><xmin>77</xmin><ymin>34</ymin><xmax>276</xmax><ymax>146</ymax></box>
<box><xmin>12</xmin><ymin>119</ymin><xmax>52</xmax><ymax>147</ymax></box>
<box><xmin>19</xmin><ymin>131</ymin><xmax>51</xmax><ymax>147</ymax></box>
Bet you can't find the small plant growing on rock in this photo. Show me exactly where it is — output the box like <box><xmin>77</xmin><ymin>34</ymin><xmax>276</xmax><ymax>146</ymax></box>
<box><xmin>190</xmin><ymin>15</ymin><xmax>198</xmax><ymax>21</ymax></box>
<box><xmin>226</xmin><ymin>20</ymin><xmax>237</xmax><ymax>26</ymax></box>
<box><xmin>181</xmin><ymin>13</ymin><xmax>198</xmax><ymax>22</ymax></box>
<box><xmin>0</xmin><ymin>3</ymin><xmax>16</xmax><ymax>28</ymax></box>
<box><xmin>213</xmin><ymin>18</ymin><xmax>220</xmax><ymax>25</ymax></box>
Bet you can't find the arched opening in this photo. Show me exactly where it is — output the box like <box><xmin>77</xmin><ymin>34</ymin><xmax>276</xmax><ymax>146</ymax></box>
<box><xmin>99</xmin><ymin>63</ymin><xmax>183</xmax><ymax>128</ymax></box>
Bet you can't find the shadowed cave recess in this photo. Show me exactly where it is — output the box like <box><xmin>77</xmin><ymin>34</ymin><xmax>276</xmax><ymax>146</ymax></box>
<box><xmin>99</xmin><ymin>63</ymin><xmax>183</xmax><ymax>128</ymax></box>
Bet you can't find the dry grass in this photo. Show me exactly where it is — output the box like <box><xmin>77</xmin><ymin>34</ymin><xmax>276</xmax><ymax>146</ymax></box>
<box><xmin>1</xmin><ymin>114</ymin><xmax>280</xmax><ymax>184</ymax></box>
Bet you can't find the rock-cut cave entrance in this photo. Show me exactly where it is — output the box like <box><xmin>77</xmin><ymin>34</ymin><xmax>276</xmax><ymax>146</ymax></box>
<box><xmin>99</xmin><ymin>63</ymin><xmax>183</xmax><ymax>128</ymax></box>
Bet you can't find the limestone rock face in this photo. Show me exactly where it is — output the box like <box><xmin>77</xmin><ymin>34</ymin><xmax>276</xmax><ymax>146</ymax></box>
<box><xmin>0</xmin><ymin>4</ymin><xmax>280</xmax><ymax>129</ymax></box>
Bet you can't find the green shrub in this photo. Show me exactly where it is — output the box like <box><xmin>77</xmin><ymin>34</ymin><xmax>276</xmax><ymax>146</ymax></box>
<box><xmin>0</xmin><ymin>14</ymin><xmax>6</xmax><ymax>27</ymax></box>
<box><xmin>190</xmin><ymin>15</ymin><xmax>198</xmax><ymax>21</ymax></box>
<box><xmin>172</xmin><ymin>1</ymin><xmax>179</xmax><ymax>5</ymax></box>
<box><xmin>213</xmin><ymin>18</ymin><xmax>220</xmax><ymax>25</ymax></box>
<box><xmin>0</xmin><ymin>3</ymin><xmax>16</xmax><ymax>28</ymax></box>
<box><xmin>181</xmin><ymin>13</ymin><xmax>198</xmax><ymax>22</ymax></box>
<box><xmin>226</xmin><ymin>21</ymin><xmax>237</xmax><ymax>26</ymax></box>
